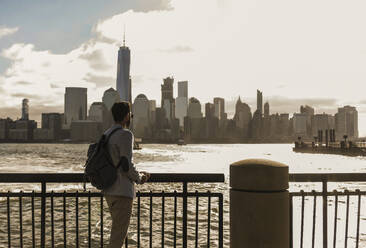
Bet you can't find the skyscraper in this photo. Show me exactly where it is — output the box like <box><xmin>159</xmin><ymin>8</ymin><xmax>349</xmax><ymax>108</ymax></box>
<box><xmin>102</xmin><ymin>88</ymin><xmax>120</xmax><ymax>111</ymax></box>
<box><xmin>178</xmin><ymin>81</ymin><xmax>188</xmax><ymax>98</ymax></box>
<box><xmin>21</xmin><ymin>98</ymin><xmax>29</xmax><ymax>120</ymax></box>
<box><xmin>64</xmin><ymin>87</ymin><xmax>87</xmax><ymax>128</ymax></box>
<box><xmin>161</xmin><ymin>77</ymin><xmax>175</xmax><ymax>121</ymax></box>
<box><xmin>175</xmin><ymin>81</ymin><xmax>188</xmax><ymax>126</ymax></box>
<box><xmin>264</xmin><ymin>102</ymin><xmax>270</xmax><ymax>118</ymax></box>
<box><xmin>187</xmin><ymin>97</ymin><xmax>203</xmax><ymax>118</ymax></box>
<box><xmin>133</xmin><ymin>94</ymin><xmax>150</xmax><ymax>138</ymax></box>
<box><xmin>335</xmin><ymin>106</ymin><xmax>358</xmax><ymax>140</ymax></box>
<box><xmin>213</xmin><ymin>97</ymin><xmax>225</xmax><ymax>120</ymax></box>
<box><xmin>205</xmin><ymin>103</ymin><xmax>215</xmax><ymax>118</ymax></box>
<box><xmin>233</xmin><ymin>97</ymin><xmax>252</xmax><ymax>138</ymax></box>
<box><xmin>161</xmin><ymin>77</ymin><xmax>174</xmax><ymax>106</ymax></box>
<box><xmin>116</xmin><ymin>33</ymin><xmax>131</xmax><ymax>102</ymax></box>
<box><xmin>257</xmin><ymin>90</ymin><xmax>263</xmax><ymax>116</ymax></box>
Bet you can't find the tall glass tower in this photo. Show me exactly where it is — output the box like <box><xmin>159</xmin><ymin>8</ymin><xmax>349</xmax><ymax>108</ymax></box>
<box><xmin>116</xmin><ymin>33</ymin><xmax>131</xmax><ymax>103</ymax></box>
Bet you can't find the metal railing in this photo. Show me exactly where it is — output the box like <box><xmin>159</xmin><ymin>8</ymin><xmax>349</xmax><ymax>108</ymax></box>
<box><xmin>0</xmin><ymin>173</ymin><xmax>225</xmax><ymax>248</ymax></box>
<box><xmin>289</xmin><ymin>173</ymin><xmax>366</xmax><ymax>248</ymax></box>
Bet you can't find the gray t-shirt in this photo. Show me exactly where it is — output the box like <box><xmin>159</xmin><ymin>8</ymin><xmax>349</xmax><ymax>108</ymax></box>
<box><xmin>103</xmin><ymin>124</ymin><xmax>142</xmax><ymax>198</ymax></box>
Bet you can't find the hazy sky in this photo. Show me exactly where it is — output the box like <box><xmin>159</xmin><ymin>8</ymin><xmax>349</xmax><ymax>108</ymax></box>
<box><xmin>0</xmin><ymin>0</ymin><xmax>366</xmax><ymax>135</ymax></box>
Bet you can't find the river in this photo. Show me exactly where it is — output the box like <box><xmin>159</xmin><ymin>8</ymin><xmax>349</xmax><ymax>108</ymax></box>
<box><xmin>0</xmin><ymin>143</ymin><xmax>365</xmax><ymax>247</ymax></box>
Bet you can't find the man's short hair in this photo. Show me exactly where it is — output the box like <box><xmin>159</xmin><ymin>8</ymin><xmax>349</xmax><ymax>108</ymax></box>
<box><xmin>111</xmin><ymin>101</ymin><xmax>130</xmax><ymax>122</ymax></box>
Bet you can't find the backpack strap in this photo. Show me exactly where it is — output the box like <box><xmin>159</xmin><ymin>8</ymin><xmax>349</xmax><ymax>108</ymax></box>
<box><xmin>105</xmin><ymin>126</ymin><xmax>123</xmax><ymax>143</ymax></box>
<box><xmin>103</xmin><ymin>126</ymin><xmax>123</xmax><ymax>167</ymax></box>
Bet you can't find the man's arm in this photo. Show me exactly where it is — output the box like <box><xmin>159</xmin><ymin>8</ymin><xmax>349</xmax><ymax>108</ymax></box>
<box><xmin>122</xmin><ymin>131</ymin><xmax>143</xmax><ymax>183</ymax></box>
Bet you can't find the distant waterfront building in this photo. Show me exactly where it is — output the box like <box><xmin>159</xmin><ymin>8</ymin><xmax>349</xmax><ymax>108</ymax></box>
<box><xmin>155</xmin><ymin>107</ymin><xmax>168</xmax><ymax>130</ymax></box>
<box><xmin>88</xmin><ymin>102</ymin><xmax>110</xmax><ymax>131</ymax></box>
<box><xmin>175</xmin><ymin>81</ymin><xmax>188</xmax><ymax>127</ymax></box>
<box><xmin>263</xmin><ymin>102</ymin><xmax>270</xmax><ymax>137</ymax></box>
<box><xmin>213</xmin><ymin>97</ymin><xmax>225</xmax><ymax>120</ymax></box>
<box><xmin>88</xmin><ymin>102</ymin><xmax>107</xmax><ymax>123</ymax></box>
<box><xmin>42</xmin><ymin>113</ymin><xmax>62</xmax><ymax>130</ymax></box>
<box><xmin>300</xmin><ymin>105</ymin><xmax>315</xmax><ymax>115</ymax></box>
<box><xmin>175</xmin><ymin>97</ymin><xmax>188</xmax><ymax>127</ymax></box>
<box><xmin>21</xmin><ymin>99</ymin><xmax>29</xmax><ymax>120</ymax></box>
<box><xmin>70</xmin><ymin>120</ymin><xmax>102</xmax><ymax>142</ymax></box>
<box><xmin>149</xmin><ymin>100</ymin><xmax>156</xmax><ymax>126</ymax></box>
<box><xmin>279</xmin><ymin>114</ymin><xmax>290</xmax><ymax>136</ymax></box>
<box><xmin>293</xmin><ymin>113</ymin><xmax>308</xmax><ymax>137</ymax></box>
<box><xmin>10</xmin><ymin>119</ymin><xmax>37</xmax><ymax>141</ymax></box>
<box><xmin>335</xmin><ymin>106</ymin><xmax>358</xmax><ymax>140</ymax></box>
<box><xmin>161</xmin><ymin>77</ymin><xmax>174</xmax><ymax>106</ymax></box>
<box><xmin>64</xmin><ymin>87</ymin><xmax>87</xmax><ymax>128</ymax></box>
<box><xmin>178</xmin><ymin>81</ymin><xmax>188</xmax><ymax>98</ymax></box>
<box><xmin>133</xmin><ymin>94</ymin><xmax>150</xmax><ymax>138</ymax></box>
<box><xmin>41</xmin><ymin>113</ymin><xmax>63</xmax><ymax>140</ymax></box>
<box><xmin>161</xmin><ymin>77</ymin><xmax>175</xmax><ymax>122</ymax></box>
<box><xmin>233</xmin><ymin>97</ymin><xmax>252</xmax><ymax>138</ymax></box>
<box><xmin>311</xmin><ymin>113</ymin><xmax>335</xmax><ymax>138</ymax></box>
<box><xmin>0</xmin><ymin>118</ymin><xmax>14</xmax><ymax>140</ymax></box>
<box><xmin>268</xmin><ymin>113</ymin><xmax>290</xmax><ymax>138</ymax></box>
<box><xmin>187</xmin><ymin>97</ymin><xmax>203</xmax><ymax>119</ymax></box>
<box><xmin>205</xmin><ymin>103</ymin><xmax>215</xmax><ymax>118</ymax></box>
<box><xmin>264</xmin><ymin>102</ymin><xmax>270</xmax><ymax>118</ymax></box>
<box><xmin>300</xmin><ymin>105</ymin><xmax>314</xmax><ymax>137</ymax></box>
<box><xmin>102</xmin><ymin>88</ymin><xmax>120</xmax><ymax>111</ymax></box>
<box><xmin>116</xmin><ymin>35</ymin><xmax>131</xmax><ymax>102</ymax></box>
<box><xmin>257</xmin><ymin>90</ymin><xmax>263</xmax><ymax>116</ymax></box>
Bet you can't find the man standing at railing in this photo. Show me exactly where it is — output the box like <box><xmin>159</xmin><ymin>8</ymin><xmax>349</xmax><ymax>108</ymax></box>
<box><xmin>104</xmin><ymin>102</ymin><xmax>150</xmax><ymax>248</ymax></box>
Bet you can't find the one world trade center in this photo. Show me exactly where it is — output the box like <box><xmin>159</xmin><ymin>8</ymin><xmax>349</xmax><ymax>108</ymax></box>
<box><xmin>116</xmin><ymin>34</ymin><xmax>131</xmax><ymax>103</ymax></box>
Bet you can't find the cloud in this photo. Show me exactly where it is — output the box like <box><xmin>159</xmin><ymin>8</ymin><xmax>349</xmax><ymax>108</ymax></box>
<box><xmin>0</xmin><ymin>26</ymin><xmax>19</xmax><ymax>39</ymax></box>
<box><xmin>0</xmin><ymin>42</ymin><xmax>106</xmax><ymax>107</ymax></box>
<box><xmin>84</xmin><ymin>73</ymin><xmax>115</xmax><ymax>87</ymax></box>
<box><xmin>79</xmin><ymin>49</ymin><xmax>111</xmax><ymax>71</ymax></box>
<box><xmin>131</xmin><ymin>75</ymin><xmax>144</xmax><ymax>85</ymax></box>
<box><xmin>11</xmin><ymin>93</ymin><xmax>42</xmax><ymax>100</ymax></box>
<box><xmin>158</xmin><ymin>45</ymin><xmax>194</xmax><ymax>53</ymax></box>
<box><xmin>15</xmin><ymin>81</ymin><xmax>32</xmax><ymax>85</ymax></box>
<box><xmin>50</xmin><ymin>83</ymin><xmax>61</xmax><ymax>89</ymax></box>
<box><xmin>133</xmin><ymin>0</ymin><xmax>173</xmax><ymax>12</ymax></box>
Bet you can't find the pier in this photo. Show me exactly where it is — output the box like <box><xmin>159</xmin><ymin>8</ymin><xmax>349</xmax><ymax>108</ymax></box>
<box><xmin>293</xmin><ymin>140</ymin><xmax>366</xmax><ymax>157</ymax></box>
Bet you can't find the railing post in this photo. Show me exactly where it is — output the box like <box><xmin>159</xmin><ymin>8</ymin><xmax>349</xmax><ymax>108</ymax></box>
<box><xmin>183</xmin><ymin>182</ymin><xmax>188</xmax><ymax>248</ymax></box>
<box><xmin>219</xmin><ymin>194</ymin><xmax>223</xmax><ymax>248</ymax></box>
<box><xmin>230</xmin><ymin>159</ymin><xmax>289</xmax><ymax>248</ymax></box>
<box><xmin>41</xmin><ymin>181</ymin><xmax>46</xmax><ymax>248</ymax></box>
<box><xmin>322</xmin><ymin>178</ymin><xmax>328</xmax><ymax>248</ymax></box>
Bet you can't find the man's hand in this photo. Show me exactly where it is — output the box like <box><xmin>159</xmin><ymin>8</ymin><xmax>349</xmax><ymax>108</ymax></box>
<box><xmin>140</xmin><ymin>172</ymin><xmax>151</xmax><ymax>184</ymax></box>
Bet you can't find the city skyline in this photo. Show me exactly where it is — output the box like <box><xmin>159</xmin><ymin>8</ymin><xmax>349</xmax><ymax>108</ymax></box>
<box><xmin>1</xmin><ymin>0</ymin><xmax>366</xmax><ymax>135</ymax></box>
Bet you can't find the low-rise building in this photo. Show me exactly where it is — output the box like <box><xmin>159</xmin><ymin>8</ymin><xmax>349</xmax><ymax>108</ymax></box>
<box><xmin>70</xmin><ymin>120</ymin><xmax>103</xmax><ymax>142</ymax></box>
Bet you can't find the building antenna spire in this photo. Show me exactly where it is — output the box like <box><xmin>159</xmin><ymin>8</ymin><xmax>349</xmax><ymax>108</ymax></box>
<box><xmin>123</xmin><ymin>24</ymin><xmax>126</xmax><ymax>47</ymax></box>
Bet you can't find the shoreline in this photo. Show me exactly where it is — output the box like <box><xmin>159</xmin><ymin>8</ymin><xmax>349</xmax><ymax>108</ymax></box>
<box><xmin>0</xmin><ymin>140</ymin><xmax>294</xmax><ymax>145</ymax></box>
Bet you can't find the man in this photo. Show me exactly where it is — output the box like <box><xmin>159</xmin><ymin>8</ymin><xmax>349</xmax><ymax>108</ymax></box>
<box><xmin>104</xmin><ymin>101</ymin><xmax>150</xmax><ymax>248</ymax></box>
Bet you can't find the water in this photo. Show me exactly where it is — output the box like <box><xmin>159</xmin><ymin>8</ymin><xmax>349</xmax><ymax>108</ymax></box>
<box><xmin>0</xmin><ymin>143</ymin><xmax>365</xmax><ymax>247</ymax></box>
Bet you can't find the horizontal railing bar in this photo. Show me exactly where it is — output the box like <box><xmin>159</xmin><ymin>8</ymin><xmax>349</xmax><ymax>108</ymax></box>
<box><xmin>290</xmin><ymin>173</ymin><xmax>366</xmax><ymax>182</ymax></box>
<box><xmin>0</xmin><ymin>173</ymin><xmax>225</xmax><ymax>183</ymax></box>
<box><xmin>290</xmin><ymin>191</ymin><xmax>366</xmax><ymax>197</ymax></box>
<box><xmin>0</xmin><ymin>192</ymin><xmax>223</xmax><ymax>197</ymax></box>
<box><xmin>1</xmin><ymin>172</ymin><xmax>366</xmax><ymax>183</ymax></box>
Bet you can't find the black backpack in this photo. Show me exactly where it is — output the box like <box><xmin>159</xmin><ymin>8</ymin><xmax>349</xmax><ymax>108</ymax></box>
<box><xmin>84</xmin><ymin>127</ymin><xmax>122</xmax><ymax>190</ymax></box>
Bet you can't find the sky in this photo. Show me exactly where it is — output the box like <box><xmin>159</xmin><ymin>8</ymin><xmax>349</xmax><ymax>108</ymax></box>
<box><xmin>0</xmin><ymin>0</ymin><xmax>366</xmax><ymax>135</ymax></box>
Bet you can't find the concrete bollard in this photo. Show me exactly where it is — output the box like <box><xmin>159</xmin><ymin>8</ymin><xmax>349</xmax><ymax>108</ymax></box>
<box><xmin>230</xmin><ymin>159</ymin><xmax>289</xmax><ymax>248</ymax></box>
